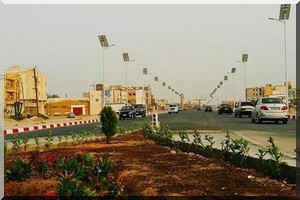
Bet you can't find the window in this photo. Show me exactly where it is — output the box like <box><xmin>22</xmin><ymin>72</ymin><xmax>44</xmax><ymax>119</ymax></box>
<box><xmin>262</xmin><ymin>98</ymin><xmax>283</xmax><ymax>104</ymax></box>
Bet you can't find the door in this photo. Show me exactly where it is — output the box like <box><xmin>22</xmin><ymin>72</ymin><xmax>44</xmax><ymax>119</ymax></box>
<box><xmin>73</xmin><ymin>107</ymin><xmax>83</xmax><ymax>116</ymax></box>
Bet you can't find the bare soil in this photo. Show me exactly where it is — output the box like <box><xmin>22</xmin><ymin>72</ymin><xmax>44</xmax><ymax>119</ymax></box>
<box><xmin>4</xmin><ymin>132</ymin><xmax>296</xmax><ymax>198</ymax></box>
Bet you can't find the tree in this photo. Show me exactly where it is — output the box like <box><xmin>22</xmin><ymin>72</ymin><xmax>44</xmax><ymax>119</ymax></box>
<box><xmin>47</xmin><ymin>94</ymin><xmax>60</xmax><ymax>98</ymax></box>
<box><xmin>100</xmin><ymin>106</ymin><xmax>119</xmax><ymax>144</ymax></box>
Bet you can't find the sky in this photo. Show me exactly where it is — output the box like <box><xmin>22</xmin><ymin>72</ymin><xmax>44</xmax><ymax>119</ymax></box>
<box><xmin>0</xmin><ymin>3</ymin><xmax>296</xmax><ymax>105</ymax></box>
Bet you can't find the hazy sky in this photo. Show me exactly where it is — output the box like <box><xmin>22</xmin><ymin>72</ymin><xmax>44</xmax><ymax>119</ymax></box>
<box><xmin>0</xmin><ymin>3</ymin><xmax>296</xmax><ymax>104</ymax></box>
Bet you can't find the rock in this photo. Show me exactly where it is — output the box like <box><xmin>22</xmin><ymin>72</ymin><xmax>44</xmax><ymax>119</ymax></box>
<box><xmin>247</xmin><ymin>175</ymin><xmax>254</xmax><ymax>180</ymax></box>
<box><xmin>170</xmin><ymin>150</ymin><xmax>176</xmax><ymax>155</ymax></box>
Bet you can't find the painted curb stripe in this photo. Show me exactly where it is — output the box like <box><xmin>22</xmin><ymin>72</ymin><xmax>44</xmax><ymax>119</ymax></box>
<box><xmin>3</xmin><ymin>119</ymin><xmax>100</xmax><ymax>135</ymax></box>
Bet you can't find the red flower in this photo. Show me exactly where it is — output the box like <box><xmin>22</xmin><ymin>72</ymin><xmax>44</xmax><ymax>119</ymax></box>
<box><xmin>43</xmin><ymin>190</ymin><xmax>57</xmax><ymax>196</ymax></box>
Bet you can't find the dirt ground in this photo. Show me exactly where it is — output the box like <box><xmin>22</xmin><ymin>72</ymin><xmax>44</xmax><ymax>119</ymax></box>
<box><xmin>4</xmin><ymin>132</ymin><xmax>297</xmax><ymax>198</ymax></box>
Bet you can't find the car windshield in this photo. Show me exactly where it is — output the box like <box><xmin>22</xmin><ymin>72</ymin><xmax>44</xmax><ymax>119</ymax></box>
<box><xmin>121</xmin><ymin>106</ymin><xmax>132</xmax><ymax>110</ymax></box>
<box><xmin>169</xmin><ymin>105</ymin><xmax>177</xmax><ymax>107</ymax></box>
<box><xmin>134</xmin><ymin>105</ymin><xmax>144</xmax><ymax>108</ymax></box>
<box><xmin>241</xmin><ymin>102</ymin><xmax>253</xmax><ymax>106</ymax></box>
<box><xmin>262</xmin><ymin>98</ymin><xmax>283</xmax><ymax>104</ymax></box>
<box><xmin>221</xmin><ymin>104</ymin><xmax>230</xmax><ymax>107</ymax></box>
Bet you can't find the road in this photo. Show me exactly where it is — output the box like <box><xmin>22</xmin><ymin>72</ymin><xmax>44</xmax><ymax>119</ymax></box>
<box><xmin>5</xmin><ymin>109</ymin><xmax>295</xmax><ymax>139</ymax></box>
<box><xmin>4</xmin><ymin>109</ymin><xmax>296</xmax><ymax>161</ymax></box>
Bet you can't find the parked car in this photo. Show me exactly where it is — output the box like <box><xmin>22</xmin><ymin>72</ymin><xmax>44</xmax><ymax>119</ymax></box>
<box><xmin>67</xmin><ymin>112</ymin><xmax>75</xmax><ymax>118</ymax></box>
<box><xmin>133</xmin><ymin>104</ymin><xmax>146</xmax><ymax>117</ymax></box>
<box><xmin>168</xmin><ymin>104</ymin><xmax>179</xmax><ymax>114</ymax></box>
<box><xmin>251</xmin><ymin>97</ymin><xmax>288</xmax><ymax>124</ymax></box>
<box><xmin>234</xmin><ymin>101</ymin><xmax>254</xmax><ymax>118</ymax></box>
<box><xmin>178</xmin><ymin>106</ymin><xmax>184</xmax><ymax>112</ymax></box>
<box><xmin>205</xmin><ymin>105</ymin><xmax>212</xmax><ymax>112</ymax></box>
<box><xmin>218</xmin><ymin>104</ymin><xmax>233</xmax><ymax>115</ymax></box>
<box><xmin>119</xmin><ymin>105</ymin><xmax>136</xmax><ymax>120</ymax></box>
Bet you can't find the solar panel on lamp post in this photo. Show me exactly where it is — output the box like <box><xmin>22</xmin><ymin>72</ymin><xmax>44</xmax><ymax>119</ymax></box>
<box><xmin>98</xmin><ymin>35</ymin><xmax>115</xmax><ymax>109</ymax></box>
<box><xmin>269</xmin><ymin>4</ymin><xmax>291</xmax><ymax>106</ymax></box>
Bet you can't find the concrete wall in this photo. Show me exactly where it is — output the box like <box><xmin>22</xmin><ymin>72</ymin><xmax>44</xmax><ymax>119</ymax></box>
<box><xmin>89</xmin><ymin>91</ymin><xmax>102</xmax><ymax>115</ymax></box>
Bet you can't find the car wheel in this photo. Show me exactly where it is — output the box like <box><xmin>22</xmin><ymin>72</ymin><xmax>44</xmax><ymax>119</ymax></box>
<box><xmin>283</xmin><ymin>119</ymin><xmax>288</xmax><ymax>124</ymax></box>
<box><xmin>251</xmin><ymin>117</ymin><xmax>255</xmax><ymax>123</ymax></box>
<box><xmin>168</xmin><ymin>112</ymin><xmax>171</xmax><ymax>114</ymax></box>
<box><xmin>234</xmin><ymin>113</ymin><xmax>237</xmax><ymax>118</ymax></box>
<box><xmin>239</xmin><ymin>114</ymin><xmax>241</xmax><ymax>118</ymax></box>
<box><xmin>258</xmin><ymin>119</ymin><xmax>262</xmax><ymax>124</ymax></box>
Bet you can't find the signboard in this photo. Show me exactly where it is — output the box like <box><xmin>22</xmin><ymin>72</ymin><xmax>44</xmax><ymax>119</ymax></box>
<box><xmin>224</xmin><ymin>76</ymin><xmax>228</xmax><ymax>81</ymax></box>
<box><xmin>162</xmin><ymin>82</ymin><xmax>166</xmax><ymax>86</ymax></box>
<box><xmin>220</xmin><ymin>81</ymin><xmax>223</xmax><ymax>85</ymax></box>
<box><xmin>104</xmin><ymin>90</ymin><xmax>110</xmax><ymax>104</ymax></box>
<box><xmin>154</xmin><ymin>77</ymin><xmax>158</xmax><ymax>81</ymax></box>
<box><xmin>143</xmin><ymin>68</ymin><xmax>148</xmax><ymax>75</ymax></box>
<box><xmin>217</xmin><ymin>85</ymin><xmax>220</xmax><ymax>88</ymax></box>
<box><xmin>242</xmin><ymin>54</ymin><xmax>248</xmax><ymax>62</ymax></box>
<box><xmin>168</xmin><ymin>86</ymin><xmax>171</xmax><ymax>89</ymax></box>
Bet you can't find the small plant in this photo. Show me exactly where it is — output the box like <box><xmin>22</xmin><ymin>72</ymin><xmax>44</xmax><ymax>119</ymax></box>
<box><xmin>93</xmin><ymin>157</ymin><xmax>112</xmax><ymax>180</ymax></box>
<box><xmin>5</xmin><ymin>157</ymin><xmax>32</xmax><ymax>181</ymax></box>
<box><xmin>228</xmin><ymin>138</ymin><xmax>249</xmax><ymax>167</ymax></box>
<box><xmin>64</xmin><ymin>134</ymin><xmax>69</xmax><ymax>143</ymax></box>
<box><xmin>45</xmin><ymin>130</ymin><xmax>54</xmax><ymax>149</ymax></box>
<box><xmin>22</xmin><ymin>137</ymin><xmax>30</xmax><ymax>151</ymax></box>
<box><xmin>71</xmin><ymin>132</ymin><xmax>77</xmax><ymax>142</ymax></box>
<box><xmin>56</xmin><ymin>170</ymin><xmax>96</xmax><ymax>197</ymax></box>
<box><xmin>179</xmin><ymin>130</ymin><xmax>190</xmax><ymax>143</ymax></box>
<box><xmin>10</xmin><ymin>135</ymin><xmax>21</xmax><ymax>152</ymax></box>
<box><xmin>257</xmin><ymin>137</ymin><xmax>287</xmax><ymax>178</ymax></box>
<box><xmin>192</xmin><ymin>130</ymin><xmax>203</xmax><ymax>146</ymax></box>
<box><xmin>204</xmin><ymin>134</ymin><xmax>215</xmax><ymax>147</ymax></box>
<box><xmin>58</xmin><ymin>136</ymin><xmax>63</xmax><ymax>146</ymax></box>
<box><xmin>34</xmin><ymin>135</ymin><xmax>40</xmax><ymax>149</ymax></box>
<box><xmin>100</xmin><ymin>106</ymin><xmax>119</xmax><ymax>144</ymax></box>
<box><xmin>117</xmin><ymin>125</ymin><xmax>126</xmax><ymax>135</ymax></box>
<box><xmin>142</xmin><ymin>120</ymin><xmax>155</xmax><ymax>138</ymax></box>
<box><xmin>157</xmin><ymin>125</ymin><xmax>173</xmax><ymax>146</ymax></box>
<box><xmin>220</xmin><ymin>132</ymin><xmax>231</xmax><ymax>161</ymax></box>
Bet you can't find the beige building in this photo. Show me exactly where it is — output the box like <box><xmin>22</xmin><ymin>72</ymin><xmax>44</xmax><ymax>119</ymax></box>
<box><xmin>246</xmin><ymin>87</ymin><xmax>264</xmax><ymax>101</ymax></box>
<box><xmin>4</xmin><ymin>66</ymin><xmax>47</xmax><ymax>116</ymax></box>
<box><xmin>45</xmin><ymin>98</ymin><xmax>89</xmax><ymax>116</ymax></box>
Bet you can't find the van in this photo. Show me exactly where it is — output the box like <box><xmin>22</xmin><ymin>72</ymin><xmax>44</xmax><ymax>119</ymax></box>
<box><xmin>168</xmin><ymin>104</ymin><xmax>179</xmax><ymax>114</ymax></box>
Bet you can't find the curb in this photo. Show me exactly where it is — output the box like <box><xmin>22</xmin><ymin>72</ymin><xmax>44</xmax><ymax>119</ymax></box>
<box><xmin>287</xmin><ymin>114</ymin><xmax>299</xmax><ymax>120</ymax></box>
<box><xmin>3</xmin><ymin>119</ymin><xmax>100</xmax><ymax>135</ymax></box>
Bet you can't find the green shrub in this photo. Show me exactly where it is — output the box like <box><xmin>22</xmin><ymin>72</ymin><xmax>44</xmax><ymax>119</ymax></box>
<box><xmin>100</xmin><ymin>106</ymin><xmax>119</xmax><ymax>144</ymax></box>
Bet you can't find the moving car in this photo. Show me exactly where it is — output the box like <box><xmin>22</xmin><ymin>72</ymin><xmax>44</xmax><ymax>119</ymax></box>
<box><xmin>218</xmin><ymin>104</ymin><xmax>233</xmax><ymax>115</ymax></box>
<box><xmin>119</xmin><ymin>105</ymin><xmax>136</xmax><ymax>120</ymax></box>
<box><xmin>234</xmin><ymin>101</ymin><xmax>254</xmax><ymax>118</ymax></box>
<box><xmin>168</xmin><ymin>103</ymin><xmax>179</xmax><ymax>114</ymax></box>
<box><xmin>133</xmin><ymin>104</ymin><xmax>146</xmax><ymax>117</ymax></box>
<box><xmin>251</xmin><ymin>97</ymin><xmax>288</xmax><ymax>124</ymax></box>
<box><xmin>205</xmin><ymin>105</ymin><xmax>212</xmax><ymax>112</ymax></box>
<box><xmin>67</xmin><ymin>112</ymin><xmax>75</xmax><ymax>118</ymax></box>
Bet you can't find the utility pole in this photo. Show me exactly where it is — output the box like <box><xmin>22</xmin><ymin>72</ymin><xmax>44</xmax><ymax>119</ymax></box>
<box><xmin>33</xmin><ymin>67</ymin><xmax>39</xmax><ymax>115</ymax></box>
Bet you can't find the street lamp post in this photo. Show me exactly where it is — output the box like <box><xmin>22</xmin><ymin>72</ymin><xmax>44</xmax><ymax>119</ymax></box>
<box><xmin>269</xmin><ymin>4</ymin><xmax>291</xmax><ymax>106</ymax></box>
<box><xmin>231</xmin><ymin>67</ymin><xmax>236</xmax><ymax>102</ymax></box>
<box><xmin>122</xmin><ymin>53</ymin><xmax>135</xmax><ymax>105</ymax></box>
<box><xmin>98</xmin><ymin>35</ymin><xmax>115</xmax><ymax>109</ymax></box>
<box><xmin>236</xmin><ymin>53</ymin><xmax>248</xmax><ymax>101</ymax></box>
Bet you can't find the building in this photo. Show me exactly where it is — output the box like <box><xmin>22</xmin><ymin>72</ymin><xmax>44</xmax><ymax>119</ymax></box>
<box><xmin>128</xmin><ymin>87</ymin><xmax>146</xmax><ymax>105</ymax></box>
<box><xmin>246</xmin><ymin>81</ymin><xmax>293</xmax><ymax>102</ymax></box>
<box><xmin>108</xmin><ymin>85</ymin><xmax>127</xmax><ymax>104</ymax></box>
<box><xmin>246</xmin><ymin>87</ymin><xmax>264</xmax><ymax>101</ymax></box>
<box><xmin>156</xmin><ymin>99</ymin><xmax>168</xmax><ymax>110</ymax></box>
<box><xmin>45</xmin><ymin>98</ymin><xmax>89</xmax><ymax>116</ymax></box>
<box><xmin>4</xmin><ymin>72</ymin><xmax>21</xmax><ymax>116</ymax></box>
<box><xmin>4</xmin><ymin>66</ymin><xmax>47</xmax><ymax>116</ymax></box>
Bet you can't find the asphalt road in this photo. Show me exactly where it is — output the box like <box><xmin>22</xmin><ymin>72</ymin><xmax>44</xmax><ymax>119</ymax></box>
<box><xmin>4</xmin><ymin>109</ymin><xmax>296</xmax><ymax>140</ymax></box>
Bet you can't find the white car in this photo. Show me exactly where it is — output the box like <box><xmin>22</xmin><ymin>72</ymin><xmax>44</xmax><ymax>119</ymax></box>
<box><xmin>168</xmin><ymin>104</ymin><xmax>179</xmax><ymax>114</ymax></box>
<box><xmin>234</xmin><ymin>101</ymin><xmax>254</xmax><ymax>118</ymax></box>
<box><xmin>251</xmin><ymin>97</ymin><xmax>288</xmax><ymax>124</ymax></box>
